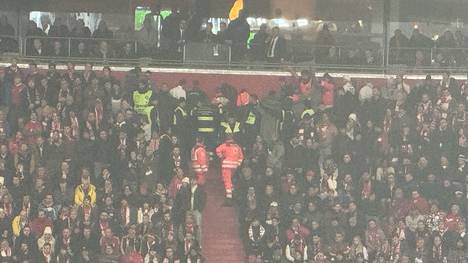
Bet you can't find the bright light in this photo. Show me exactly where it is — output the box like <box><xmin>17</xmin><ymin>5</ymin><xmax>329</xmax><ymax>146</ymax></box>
<box><xmin>413</xmin><ymin>24</ymin><xmax>419</xmax><ymax>29</ymax></box>
<box><xmin>271</xmin><ymin>18</ymin><xmax>290</xmax><ymax>28</ymax></box>
<box><xmin>296</xmin><ymin>19</ymin><xmax>309</xmax><ymax>27</ymax></box>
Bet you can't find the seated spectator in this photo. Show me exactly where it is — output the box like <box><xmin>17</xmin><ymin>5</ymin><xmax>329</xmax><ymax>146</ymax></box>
<box><xmin>94</xmin><ymin>41</ymin><xmax>113</xmax><ymax>59</ymax></box>
<box><xmin>27</xmin><ymin>38</ymin><xmax>45</xmax><ymax>56</ymax></box>
<box><xmin>118</xmin><ymin>42</ymin><xmax>136</xmax><ymax>59</ymax></box>
<box><xmin>71</xmin><ymin>41</ymin><xmax>90</xmax><ymax>57</ymax></box>
<box><xmin>47</xmin><ymin>40</ymin><xmax>67</xmax><ymax>57</ymax></box>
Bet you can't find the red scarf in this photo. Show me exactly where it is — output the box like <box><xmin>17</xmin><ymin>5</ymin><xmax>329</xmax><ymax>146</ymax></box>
<box><xmin>95</xmin><ymin>103</ymin><xmax>103</xmax><ymax>129</ymax></box>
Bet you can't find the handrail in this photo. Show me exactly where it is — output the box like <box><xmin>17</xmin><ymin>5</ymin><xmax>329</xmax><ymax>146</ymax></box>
<box><xmin>7</xmin><ymin>35</ymin><xmax>468</xmax><ymax>73</ymax></box>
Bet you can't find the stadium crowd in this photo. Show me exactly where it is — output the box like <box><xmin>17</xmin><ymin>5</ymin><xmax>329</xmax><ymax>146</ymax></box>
<box><xmin>0</xmin><ymin>55</ymin><xmax>466</xmax><ymax>263</ymax></box>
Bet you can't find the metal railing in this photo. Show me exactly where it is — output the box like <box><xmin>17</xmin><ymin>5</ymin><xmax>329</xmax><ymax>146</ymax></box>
<box><xmin>19</xmin><ymin>36</ymin><xmax>235</xmax><ymax>66</ymax></box>
<box><xmin>6</xmin><ymin>35</ymin><xmax>468</xmax><ymax>73</ymax></box>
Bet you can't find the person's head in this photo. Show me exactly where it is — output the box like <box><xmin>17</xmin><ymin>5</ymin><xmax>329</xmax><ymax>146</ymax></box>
<box><xmin>83</xmin><ymin>226</ymin><xmax>92</xmax><ymax>238</ymax></box>
<box><xmin>451</xmin><ymin>204</ymin><xmax>460</xmax><ymax>215</ymax></box>
<box><xmin>53</xmin><ymin>40</ymin><xmax>62</xmax><ymax>51</ymax></box>
<box><xmin>165</xmin><ymin>247</ymin><xmax>174</xmax><ymax>258</ymax></box>
<box><xmin>220</xmin><ymin>22</ymin><xmax>227</xmax><ymax>31</ymax></box>
<box><xmin>271</xmin><ymin>26</ymin><xmax>280</xmax><ymax>37</ymax></box>
<box><xmin>335</xmin><ymin>232</ymin><xmax>344</xmax><ymax>242</ymax></box>
<box><xmin>62</xmin><ymin>227</ymin><xmax>71</xmax><ymax>238</ymax></box>
<box><xmin>104</xmin><ymin>245</ymin><xmax>114</xmax><ymax>255</ymax></box>
<box><xmin>367</xmin><ymin>219</ymin><xmax>377</xmax><ymax>229</ymax></box>
<box><xmin>42</xmin><ymin>243</ymin><xmax>51</xmax><ymax>254</ymax></box>
<box><xmin>98</xmin><ymin>41</ymin><xmax>108</xmax><ymax>52</ymax></box>
<box><xmin>40</xmin><ymin>15</ymin><xmax>50</xmax><ymax>26</ymax></box>
<box><xmin>98</xmin><ymin>20</ymin><xmax>108</xmax><ymax>31</ymax></box>
<box><xmin>179</xmin><ymin>20</ymin><xmax>187</xmax><ymax>30</ymax></box>
<box><xmin>33</xmin><ymin>39</ymin><xmax>42</xmax><ymax>50</ymax></box>
<box><xmin>206</xmin><ymin>22</ymin><xmax>213</xmax><ymax>32</ymax></box>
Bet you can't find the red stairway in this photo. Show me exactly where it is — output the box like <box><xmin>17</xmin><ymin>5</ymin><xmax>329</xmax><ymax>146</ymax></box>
<box><xmin>202</xmin><ymin>168</ymin><xmax>245</xmax><ymax>263</ymax></box>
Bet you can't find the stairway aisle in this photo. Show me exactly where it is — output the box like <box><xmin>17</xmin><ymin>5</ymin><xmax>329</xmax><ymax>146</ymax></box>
<box><xmin>202</xmin><ymin>168</ymin><xmax>245</xmax><ymax>263</ymax></box>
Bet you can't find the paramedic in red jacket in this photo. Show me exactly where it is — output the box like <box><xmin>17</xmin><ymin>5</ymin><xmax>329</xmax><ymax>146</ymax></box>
<box><xmin>191</xmin><ymin>136</ymin><xmax>209</xmax><ymax>185</ymax></box>
<box><xmin>216</xmin><ymin>136</ymin><xmax>244</xmax><ymax>206</ymax></box>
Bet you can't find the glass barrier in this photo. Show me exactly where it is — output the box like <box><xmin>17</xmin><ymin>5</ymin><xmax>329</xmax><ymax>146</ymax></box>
<box><xmin>0</xmin><ymin>35</ymin><xmax>19</xmax><ymax>54</ymax></box>
<box><xmin>388</xmin><ymin>47</ymin><xmax>468</xmax><ymax>68</ymax></box>
<box><xmin>7</xmin><ymin>35</ymin><xmax>468</xmax><ymax>73</ymax></box>
<box><xmin>288</xmin><ymin>42</ymin><xmax>384</xmax><ymax>67</ymax></box>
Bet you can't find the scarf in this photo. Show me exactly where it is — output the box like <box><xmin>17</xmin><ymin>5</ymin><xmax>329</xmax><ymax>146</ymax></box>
<box><xmin>248</xmin><ymin>224</ymin><xmax>265</xmax><ymax>241</ymax></box>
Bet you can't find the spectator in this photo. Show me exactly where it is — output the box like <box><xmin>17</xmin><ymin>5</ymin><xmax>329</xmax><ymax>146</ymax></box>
<box><xmin>215</xmin><ymin>21</ymin><xmax>228</xmax><ymax>44</ymax></box>
<box><xmin>249</xmin><ymin>23</ymin><xmax>268</xmax><ymax>61</ymax></box>
<box><xmin>0</xmin><ymin>54</ymin><xmax>465</xmax><ymax>263</ymax></box>
<box><xmin>265</xmin><ymin>26</ymin><xmax>287</xmax><ymax>63</ymax></box>
<box><xmin>137</xmin><ymin>14</ymin><xmax>160</xmax><ymax>57</ymax></box>
<box><xmin>118</xmin><ymin>42</ymin><xmax>136</xmax><ymax>59</ymax></box>
<box><xmin>26</xmin><ymin>20</ymin><xmax>45</xmax><ymax>37</ymax></box>
<box><xmin>48</xmin><ymin>17</ymin><xmax>69</xmax><ymax>37</ymax></box>
<box><xmin>94</xmin><ymin>41</ymin><xmax>113</xmax><ymax>59</ymax></box>
<box><xmin>71</xmin><ymin>19</ymin><xmax>91</xmax><ymax>38</ymax></box>
<box><xmin>47</xmin><ymin>39</ymin><xmax>67</xmax><ymax>57</ymax></box>
<box><xmin>39</xmin><ymin>15</ymin><xmax>51</xmax><ymax>35</ymax></box>
<box><xmin>409</xmin><ymin>29</ymin><xmax>433</xmax><ymax>66</ymax></box>
<box><xmin>389</xmin><ymin>29</ymin><xmax>409</xmax><ymax>65</ymax></box>
<box><xmin>27</xmin><ymin>38</ymin><xmax>45</xmax><ymax>56</ymax></box>
<box><xmin>71</xmin><ymin>41</ymin><xmax>89</xmax><ymax>57</ymax></box>
<box><xmin>226</xmin><ymin>10</ymin><xmax>250</xmax><ymax>61</ymax></box>
<box><xmin>315</xmin><ymin>24</ymin><xmax>335</xmax><ymax>64</ymax></box>
<box><xmin>92</xmin><ymin>20</ymin><xmax>113</xmax><ymax>39</ymax></box>
<box><xmin>0</xmin><ymin>15</ymin><xmax>14</xmax><ymax>36</ymax></box>
<box><xmin>169</xmin><ymin>20</ymin><xmax>188</xmax><ymax>59</ymax></box>
<box><xmin>198</xmin><ymin>22</ymin><xmax>216</xmax><ymax>43</ymax></box>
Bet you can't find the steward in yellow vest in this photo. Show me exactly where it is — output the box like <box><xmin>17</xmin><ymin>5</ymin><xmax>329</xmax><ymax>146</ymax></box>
<box><xmin>132</xmin><ymin>80</ymin><xmax>156</xmax><ymax>125</ymax></box>
<box><xmin>220</xmin><ymin>115</ymin><xmax>241</xmax><ymax>142</ymax></box>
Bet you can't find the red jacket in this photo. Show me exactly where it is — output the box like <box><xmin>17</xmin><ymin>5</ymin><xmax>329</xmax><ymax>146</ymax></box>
<box><xmin>216</xmin><ymin>142</ymin><xmax>244</xmax><ymax>169</ymax></box>
<box><xmin>191</xmin><ymin>143</ymin><xmax>208</xmax><ymax>173</ymax></box>
<box><xmin>320</xmin><ymin>80</ymin><xmax>335</xmax><ymax>106</ymax></box>
<box><xmin>444</xmin><ymin>213</ymin><xmax>463</xmax><ymax>231</ymax></box>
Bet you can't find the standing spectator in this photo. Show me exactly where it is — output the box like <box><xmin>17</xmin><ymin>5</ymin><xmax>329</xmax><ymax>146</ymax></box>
<box><xmin>137</xmin><ymin>14</ymin><xmax>160</xmax><ymax>57</ymax></box>
<box><xmin>92</xmin><ymin>21</ymin><xmax>113</xmax><ymax>39</ymax></box>
<box><xmin>315</xmin><ymin>24</ymin><xmax>335</xmax><ymax>64</ymax></box>
<box><xmin>265</xmin><ymin>26</ymin><xmax>287</xmax><ymax>63</ymax></box>
<box><xmin>389</xmin><ymin>29</ymin><xmax>409</xmax><ymax>65</ymax></box>
<box><xmin>226</xmin><ymin>10</ymin><xmax>250</xmax><ymax>61</ymax></box>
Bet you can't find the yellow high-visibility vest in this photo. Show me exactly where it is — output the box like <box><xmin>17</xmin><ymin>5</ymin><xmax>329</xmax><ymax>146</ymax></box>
<box><xmin>133</xmin><ymin>90</ymin><xmax>153</xmax><ymax>114</ymax></box>
<box><xmin>246</xmin><ymin>112</ymin><xmax>256</xmax><ymax>125</ymax></box>
<box><xmin>220</xmin><ymin>121</ymin><xmax>241</xmax><ymax>134</ymax></box>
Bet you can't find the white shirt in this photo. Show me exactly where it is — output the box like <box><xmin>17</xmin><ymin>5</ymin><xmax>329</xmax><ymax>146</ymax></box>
<box><xmin>267</xmin><ymin>36</ymin><xmax>279</xmax><ymax>58</ymax></box>
<box><xmin>170</xmin><ymin>85</ymin><xmax>186</xmax><ymax>100</ymax></box>
<box><xmin>359</xmin><ymin>84</ymin><xmax>373</xmax><ymax>102</ymax></box>
<box><xmin>191</xmin><ymin>185</ymin><xmax>197</xmax><ymax>210</ymax></box>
